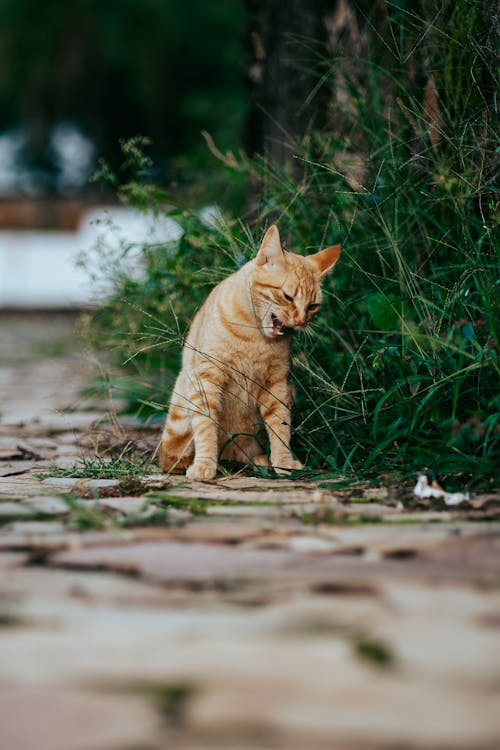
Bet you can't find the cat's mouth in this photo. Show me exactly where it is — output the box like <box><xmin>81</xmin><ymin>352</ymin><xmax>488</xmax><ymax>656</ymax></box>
<box><xmin>269</xmin><ymin>312</ymin><xmax>285</xmax><ymax>337</ymax></box>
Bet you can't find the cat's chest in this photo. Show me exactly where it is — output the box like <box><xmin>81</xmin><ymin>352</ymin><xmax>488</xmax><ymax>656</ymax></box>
<box><xmin>224</xmin><ymin>339</ymin><xmax>289</xmax><ymax>389</ymax></box>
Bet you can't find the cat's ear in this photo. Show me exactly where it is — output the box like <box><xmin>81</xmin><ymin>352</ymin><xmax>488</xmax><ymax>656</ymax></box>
<box><xmin>255</xmin><ymin>225</ymin><xmax>287</xmax><ymax>269</ymax></box>
<box><xmin>307</xmin><ymin>244</ymin><xmax>341</xmax><ymax>278</ymax></box>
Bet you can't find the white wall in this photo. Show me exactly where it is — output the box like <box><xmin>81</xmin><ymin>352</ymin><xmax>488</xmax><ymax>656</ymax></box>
<box><xmin>0</xmin><ymin>208</ymin><xmax>183</xmax><ymax>308</ymax></box>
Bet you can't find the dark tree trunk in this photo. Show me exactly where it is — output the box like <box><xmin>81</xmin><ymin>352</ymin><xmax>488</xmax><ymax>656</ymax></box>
<box><xmin>244</xmin><ymin>0</ymin><xmax>333</xmax><ymax>163</ymax></box>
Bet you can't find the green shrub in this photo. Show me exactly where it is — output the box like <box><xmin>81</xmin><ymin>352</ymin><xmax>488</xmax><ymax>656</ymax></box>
<box><xmin>83</xmin><ymin>2</ymin><xmax>499</xmax><ymax>488</ymax></box>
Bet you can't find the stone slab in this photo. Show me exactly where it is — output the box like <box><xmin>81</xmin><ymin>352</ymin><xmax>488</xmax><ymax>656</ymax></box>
<box><xmin>5</xmin><ymin>521</ymin><xmax>67</xmax><ymax>535</ymax></box>
<box><xmin>22</xmin><ymin>496</ymin><xmax>70</xmax><ymax>514</ymax></box>
<box><xmin>0</xmin><ymin>461</ymin><xmax>39</xmax><ymax>477</ymax></box>
<box><xmin>95</xmin><ymin>496</ymin><xmax>150</xmax><ymax>514</ymax></box>
<box><xmin>205</xmin><ymin>504</ymin><xmax>285</xmax><ymax>518</ymax></box>
<box><xmin>0</xmin><ymin>502</ymin><xmax>34</xmax><ymax>517</ymax></box>
<box><xmin>51</xmin><ymin>530</ymin><xmax>500</xmax><ymax>588</ymax></box>
<box><xmin>173</xmin><ymin>520</ymin><xmax>276</xmax><ymax>545</ymax></box>
<box><xmin>0</xmin><ymin>688</ymin><xmax>163</xmax><ymax>750</ymax></box>
<box><xmin>0</xmin><ymin>474</ymin><xmax>45</xmax><ymax>499</ymax></box>
<box><xmin>152</xmin><ymin>484</ymin><xmax>331</xmax><ymax>505</ymax></box>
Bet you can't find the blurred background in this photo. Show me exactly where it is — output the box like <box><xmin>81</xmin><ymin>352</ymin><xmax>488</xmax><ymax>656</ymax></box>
<box><xmin>0</xmin><ymin>0</ymin><xmax>360</xmax><ymax>307</ymax></box>
<box><xmin>0</xmin><ymin>0</ymin><xmax>247</xmax><ymax>199</ymax></box>
<box><xmin>0</xmin><ymin>0</ymin><xmax>249</xmax><ymax>306</ymax></box>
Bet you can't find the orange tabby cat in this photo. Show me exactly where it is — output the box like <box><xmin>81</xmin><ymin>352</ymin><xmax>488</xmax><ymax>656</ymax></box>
<box><xmin>159</xmin><ymin>225</ymin><xmax>341</xmax><ymax>480</ymax></box>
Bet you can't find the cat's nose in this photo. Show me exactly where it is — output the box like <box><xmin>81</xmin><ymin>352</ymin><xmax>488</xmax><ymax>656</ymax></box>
<box><xmin>294</xmin><ymin>314</ymin><xmax>306</xmax><ymax>327</ymax></box>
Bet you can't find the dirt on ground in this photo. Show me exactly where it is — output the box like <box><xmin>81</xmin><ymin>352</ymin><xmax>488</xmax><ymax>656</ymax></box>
<box><xmin>1</xmin><ymin>312</ymin><xmax>499</xmax><ymax>750</ymax></box>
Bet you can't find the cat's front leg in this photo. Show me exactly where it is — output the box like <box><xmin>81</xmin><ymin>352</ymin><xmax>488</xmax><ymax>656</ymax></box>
<box><xmin>186</xmin><ymin>372</ymin><xmax>223</xmax><ymax>481</ymax></box>
<box><xmin>258</xmin><ymin>380</ymin><xmax>303</xmax><ymax>474</ymax></box>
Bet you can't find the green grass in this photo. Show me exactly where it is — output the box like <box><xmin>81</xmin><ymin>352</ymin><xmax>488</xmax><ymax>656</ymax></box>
<box><xmin>145</xmin><ymin>492</ymin><xmax>208</xmax><ymax>516</ymax></box>
<box><xmin>297</xmin><ymin>508</ymin><xmax>384</xmax><ymax>526</ymax></box>
<box><xmin>81</xmin><ymin>3</ymin><xmax>499</xmax><ymax>489</ymax></box>
<box><xmin>62</xmin><ymin>495</ymin><xmax>111</xmax><ymax>530</ymax></box>
<box><xmin>353</xmin><ymin>637</ymin><xmax>394</xmax><ymax>669</ymax></box>
<box><xmin>150</xmin><ymin>682</ymin><xmax>197</xmax><ymax>726</ymax></box>
<box><xmin>43</xmin><ymin>457</ymin><xmax>150</xmax><ymax>495</ymax></box>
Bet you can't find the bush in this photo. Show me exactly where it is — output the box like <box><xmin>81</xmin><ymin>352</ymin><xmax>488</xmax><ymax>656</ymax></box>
<box><xmin>83</xmin><ymin>2</ymin><xmax>499</xmax><ymax>488</ymax></box>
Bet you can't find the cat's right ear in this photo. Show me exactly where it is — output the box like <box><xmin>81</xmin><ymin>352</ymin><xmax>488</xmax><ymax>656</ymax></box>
<box><xmin>255</xmin><ymin>225</ymin><xmax>286</xmax><ymax>270</ymax></box>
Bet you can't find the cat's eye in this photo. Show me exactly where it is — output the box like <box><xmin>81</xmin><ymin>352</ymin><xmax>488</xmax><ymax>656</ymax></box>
<box><xmin>283</xmin><ymin>292</ymin><xmax>293</xmax><ymax>302</ymax></box>
<box><xmin>307</xmin><ymin>303</ymin><xmax>320</xmax><ymax>312</ymax></box>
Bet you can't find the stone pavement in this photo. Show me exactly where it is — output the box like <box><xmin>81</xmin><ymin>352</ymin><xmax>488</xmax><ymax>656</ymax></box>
<box><xmin>1</xmin><ymin>313</ymin><xmax>499</xmax><ymax>750</ymax></box>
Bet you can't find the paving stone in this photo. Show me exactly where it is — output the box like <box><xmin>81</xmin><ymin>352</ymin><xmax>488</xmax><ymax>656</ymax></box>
<box><xmin>0</xmin><ymin>474</ymin><xmax>45</xmax><ymax>499</ymax></box>
<box><xmin>384</xmin><ymin>510</ymin><xmax>456</xmax><ymax>522</ymax></box>
<box><xmin>0</xmin><ymin>446</ymin><xmax>25</xmax><ymax>460</ymax></box>
<box><xmin>41</xmin><ymin>476</ymin><xmax>79</xmax><ymax>490</ymax></box>
<box><xmin>361</xmin><ymin>486</ymin><xmax>390</xmax><ymax>500</ymax></box>
<box><xmin>50</xmin><ymin>530</ymin><xmax>500</xmax><ymax>588</ymax></box>
<box><xmin>186</xmin><ymin>669</ymin><xmax>500</xmax><ymax>749</ymax></box>
<box><xmin>155</xmin><ymin>484</ymin><xmax>328</xmax><ymax>505</ymax></box>
<box><xmin>0</xmin><ymin>502</ymin><xmax>34</xmax><ymax>517</ymax></box>
<box><xmin>173</xmin><ymin>510</ymin><xmax>198</xmax><ymax>524</ymax></box>
<box><xmin>0</xmin><ymin>606</ymin><xmax>498</xmax><ymax>749</ymax></box>
<box><xmin>215</xmin><ymin>477</ymin><xmax>318</xmax><ymax>490</ymax></box>
<box><xmin>285</xmin><ymin>535</ymin><xmax>340</xmax><ymax>554</ymax></box>
<box><xmin>374</xmin><ymin>586</ymin><xmax>500</xmax><ymax>688</ymax></box>
<box><xmin>22</xmin><ymin>437</ymin><xmax>60</xmax><ymax>450</ymax></box>
<box><xmin>0</xmin><ymin>551</ymin><xmax>27</xmax><ymax>569</ymax></box>
<box><xmin>174</xmin><ymin>520</ymin><xmax>275</xmax><ymax>545</ymax></box>
<box><xmin>315</xmin><ymin>522</ymin><xmax>500</xmax><ymax>561</ymax></box>
<box><xmin>52</xmin><ymin>540</ymin><xmax>305</xmax><ymax>583</ymax></box>
<box><xmin>470</xmin><ymin>493</ymin><xmax>500</xmax><ymax>508</ymax></box>
<box><xmin>40</xmin><ymin>476</ymin><xmax>121</xmax><ymax>497</ymax></box>
<box><xmin>427</xmin><ymin>531</ymin><xmax>500</xmax><ymax>570</ymax></box>
<box><xmin>85</xmin><ymin>478</ymin><xmax>120</xmax><ymax>490</ymax></box>
<box><xmin>95</xmin><ymin>496</ymin><xmax>149</xmax><ymax>514</ymax></box>
<box><xmin>206</xmin><ymin>504</ymin><xmax>284</xmax><ymax>518</ymax></box>
<box><xmin>0</xmin><ymin>460</ymin><xmax>39</xmax><ymax>477</ymax></box>
<box><xmin>143</xmin><ymin>473</ymin><xmax>172</xmax><ymax>489</ymax></box>
<box><xmin>114</xmin><ymin>414</ymin><xmax>149</xmax><ymax>428</ymax></box>
<box><xmin>56</xmin><ymin>431</ymin><xmax>85</xmax><ymax>445</ymax></box>
<box><xmin>0</xmin><ymin>525</ymin><xmax>174</xmax><ymax>553</ymax></box>
<box><xmin>342</xmin><ymin>501</ymin><xmax>401</xmax><ymax>517</ymax></box>
<box><xmin>3</xmin><ymin>411</ymin><xmax>107</xmax><ymax>432</ymax></box>
<box><xmin>0</xmin><ymin>565</ymin><xmax>181</xmax><ymax>609</ymax></box>
<box><xmin>49</xmin><ymin>452</ymin><xmax>84</xmax><ymax>463</ymax></box>
<box><xmin>247</xmin><ymin>531</ymin><xmax>296</xmax><ymax>550</ymax></box>
<box><xmin>1</xmin><ymin>555</ymin><xmax>499</xmax><ymax>749</ymax></box>
<box><xmin>0</xmin><ymin>438</ymin><xmax>51</xmax><ymax>459</ymax></box>
<box><xmin>22</xmin><ymin>496</ymin><xmax>70</xmax><ymax>515</ymax></box>
<box><xmin>5</xmin><ymin>521</ymin><xmax>67</xmax><ymax>535</ymax></box>
<box><xmin>0</xmin><ymin>688</ymin><xmax>164</xmax><ymax>750</ymax></box>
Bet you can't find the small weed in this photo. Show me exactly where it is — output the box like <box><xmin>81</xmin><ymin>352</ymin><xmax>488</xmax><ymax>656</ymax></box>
<box><xmin>0</xmin><ymin>610</ymin><xmax>24</xmax><ymax>627</ymax></box>
<box><xmin>145</xmin><ymin>492</ymin><xmax>207</xmax><ymax>516</ymax></box>
<box><xmin>297</xmin><ymin>508</ymin><xmax>383</xmax><ymax>526</ymax></box>
<box><xmin>46</xmin><ymin>456</ymin><xmax>148</xmax><ymax>481</ymax></box>
<box><xmin>297</xmin><ymin>508</ymin><xmax>339</xmax><ymax>525</ymax></box>
<box><xmin>62</xmin><ymin>495</ymin><xmax>111</xmax><ymax>530</ymax></box>
<box><xmin>43</xmin><ymin>456</ymin><xmax>149</xmax><ymax>495</ymax></box>
<box><xmin>146</xmin><ymin>490</ymin><xmax>285</xmax><ymax>514</ymax></box>
<box><xmin>353</xmin><ymin>637</ymin><xmax>394</xmax><ymax>669</ymax></box>
<box><xmin>119</xmin><ymin>507</ymin><xmax>170</xmax><ymax>527</ymax></box>
<box><xmin>152</xmin><ymin>682</ymin><xmax>197</xmax><ymax>726</ymax></box>
<box><xmin>0</xmin><ymin>508</ymin><xmax>50</xmax><ymax>526</ymax></box>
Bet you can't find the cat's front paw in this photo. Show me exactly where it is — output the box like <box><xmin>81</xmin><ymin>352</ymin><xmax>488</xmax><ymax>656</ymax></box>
<box><xmin>186</xmin><ymin>460</ymin><xmax>217</xmax><ymax>481</ymax></box>
<box><xmin>272</xmin><ymin>457</ymin><xmax>303</xmax><ymax>475</ymax></box>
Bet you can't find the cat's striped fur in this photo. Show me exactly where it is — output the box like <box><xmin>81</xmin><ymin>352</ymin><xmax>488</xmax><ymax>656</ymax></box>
<box><xmin>159</xmin><ymin>225</ymin><xmax>341</xmax><ymax>480</ymax></box>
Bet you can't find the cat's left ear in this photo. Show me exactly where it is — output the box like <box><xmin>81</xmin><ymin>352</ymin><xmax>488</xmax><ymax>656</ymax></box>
<box><xmin>307</xmin><ymin>244</ymin><xmax>341</xmax><ymax>278</ymax></box>
<box><xmin>255</xmin><ymin>225</ymin><xmax>287</xmax><ymax>270</ymax></box>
